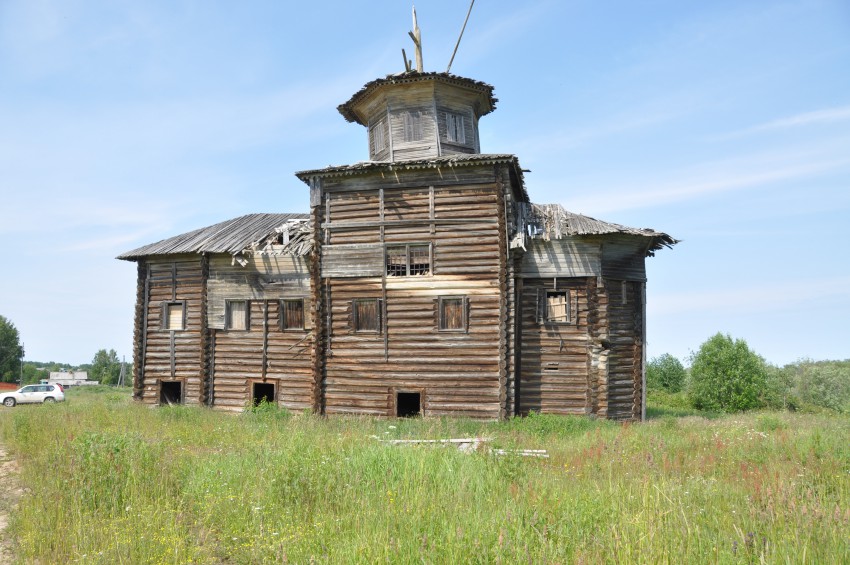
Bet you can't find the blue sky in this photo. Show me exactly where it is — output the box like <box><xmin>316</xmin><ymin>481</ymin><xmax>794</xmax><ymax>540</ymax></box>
<box><xmin>1</xmin><ymin>0</ymin><xmax>848</xmax><ymax>367</ymax></box>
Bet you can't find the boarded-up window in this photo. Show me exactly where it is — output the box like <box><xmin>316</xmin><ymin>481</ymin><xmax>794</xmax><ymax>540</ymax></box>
<box><xmin>353</xmin><ymin>298</ymin><xmax>382</xmax><ymax>333</ymax></box>
<box><xmin>226</xmin><ymin>300</ymin><xmax>249</xmax><ymax>330</ymax></box>
<box><xmin>370</xmin><ymin>118</ymin><xmax>387</xmax><ymax>153</ymax></box>
<box><xmin>281</xmin><ymin>299</ymin><xmax>305</xmax><ymax>330</ymax></box>
<box><xmin>537</xmin><ymin>290</ymin><xmax>571</xmax><ymax>324</ymax></box>
<box><xmin>403</xmin><ymin>111</ymin><xmax>423</xmax><ymax>142</ymax></box>
<box><xmin>438</xmin><ymin>296</ymin><xmax>467</xmax><ymax>332</ymax></box>
<box><xmin>445</xmin><ymin>112</ymin><xmax>466</xmax><ymax>144</ymax></box>
<box><xmin>386</xmin><ymin>244</ymin><xmax>430</xmax><ymax>277</ymax></box>
<box><xmin>164</xmin><ymin>302</ymin><xmax>184</xmax><ymax>330</ymax></box>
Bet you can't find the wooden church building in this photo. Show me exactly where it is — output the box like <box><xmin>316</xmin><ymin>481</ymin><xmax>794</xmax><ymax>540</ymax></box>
<box><xmin>118</xmin><ymin>69</ymin><xmax>674</xmax><ymax>421</ymax></box>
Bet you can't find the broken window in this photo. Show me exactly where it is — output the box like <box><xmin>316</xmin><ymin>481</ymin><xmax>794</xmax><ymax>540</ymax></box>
<box><xmin>386</xmin><ymin>244</ymin><xmax>430</xmax><ymax>277</ymax></box>
<box><xmin>402</xmin><ymin>111</ymin><xmax>423</xmax><ymax>142</ymax></box>
<box><xmin>163</xmin><ymin>302</ymin><xmax>185</xmax><ymax>331</ymax></box>
<box><xmin>445</xmin><ymin>112</ymin><xmax>466</xmax><ymax>144</ymax></box>
<box><xmin>537</xmin><ymin>289</ymin><xmax>571</xmax><ymax>324</ymax></box>
<box><xmin>226</xmin><ymin>300</ymin><xmax>250</xmax><ymax>331</ymax></box>
<box><xmin>281</xmin><ymin>299</ymin><xmax>305</xmax><ymax>330</ymax></box>
<box><xmin>352</xmin><ymin>298</ymin><xmax>382</xmax><ymax>333</ymax></box>
<box><xmin>438</xmin><ymin>296</ymin><xmax>468</xmax><ymax>332</ymax></box>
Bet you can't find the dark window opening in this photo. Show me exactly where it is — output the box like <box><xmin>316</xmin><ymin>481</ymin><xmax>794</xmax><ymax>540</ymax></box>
<box><xmin>353</xmin><ymin>299</ymin><xmax>382</xmax><ymax>333</ymax></box>
<box><xmin>386</xmin><ymin>244</ymin><xmax>430</xmax><ymax>277</ymax></box>
<box><xmin>160</xmin><ymin>381</ymin><xmax>183</xmax><ymax>405</ymax></box>
<box><xmin>281</xmin><ymin>299</ymin><xmax>305</xmax><ymax>330</ymax></box>
<box><xmin>252</xmin><ymin>382</ymin><xmax>276</xmax><ymax>406</ymax></box>
<box><xmin>397</xmin><ymin>392</ymin><xmax>421</xmax><ymax>417</ymax></box>
<box><xmin>438</xmin><ymin>296</ymin><xmax>467</xmax><ymax>331</ymax></box>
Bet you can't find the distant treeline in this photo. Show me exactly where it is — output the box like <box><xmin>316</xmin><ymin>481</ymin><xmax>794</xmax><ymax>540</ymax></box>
<box><xmin>649</xmin><ymin>333</ymin><xmax>850</xmax><ymax>414</ymax></box>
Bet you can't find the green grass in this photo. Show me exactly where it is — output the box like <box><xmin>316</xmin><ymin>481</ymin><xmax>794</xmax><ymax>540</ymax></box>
<box><xmin>1</xmin><ymin>388</ymin><xmax>849</xmax><ymax>563</ymax></box>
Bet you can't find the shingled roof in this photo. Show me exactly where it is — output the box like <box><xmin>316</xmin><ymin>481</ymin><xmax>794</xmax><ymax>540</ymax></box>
<box><xmin>116</xmin><ymin>213</ymin><xmax>309</xmax><ymax>260</ymax></box>
<box><xmin>296</xmin><ymin>153</ymin><xmax>529</xmax><ymax>202</ymax></box>
<box><xmin>528</xmin><ymin>204</ymin><xmax>678</xmax><ymax>255</ymax></box>
<box><xmin>337</xmin><ymin>71</ymin><xmax>498</xmax><ymax>125</ymax></box>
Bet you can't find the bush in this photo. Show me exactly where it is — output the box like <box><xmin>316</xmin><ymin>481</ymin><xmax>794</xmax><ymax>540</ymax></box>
<box><xmin>688</xmin><ymin>333</ymin><xmax>768</xmax><ymax>412</ymax></box>
<box><xmin>792</xmin><ymin>359</ymin><xmax>850</xmax><ymax>413</ymax></box>
<box><xmin>646</xmin><ymin>353</ymin><xmax>686</xmax><ymax>392</ymax></box>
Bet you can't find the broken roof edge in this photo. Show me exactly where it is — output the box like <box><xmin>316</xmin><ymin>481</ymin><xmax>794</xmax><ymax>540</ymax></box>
<box><xmin>295</xmin><ymin>153</ymin><xmax>529</xmax><ymax>201</ymax></box>
<box><xmin>528</xmin><ymin>203</ymin><xmax>678</xmax><ymax>256</ymax></box>
<box><xmin>116</xmin><ymin>213</ymin><xmax>311</xmax><ymax>261</ymax></box>
<box><xmin>338</xmin><ymin>71</ymin><xmax>498</xmax><ymax>125</ymax></box>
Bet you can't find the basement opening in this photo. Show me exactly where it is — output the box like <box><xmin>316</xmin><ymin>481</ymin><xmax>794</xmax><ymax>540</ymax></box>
<box><xmin>396</xmin><ymin>392</ymin><xmax>421</xmax><ymax>418</ymax></box>
<box><xmin>252</xmin><ymin>382</ymin><xmax>276</xmax><ymax>407</ymax></box>
<box><xmin>160</xmin><ymin>381</ymin><xmax>183</xmax><ymax>405</ymax></box>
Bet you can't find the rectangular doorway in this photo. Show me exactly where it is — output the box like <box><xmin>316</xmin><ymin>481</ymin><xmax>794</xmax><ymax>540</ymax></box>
<box><xmin>160</xmin><ymin>381</ymin><xmax>183</xmax><ymax>405</ymax></box>
<box><xmin>252</xmin><ymin>381</ymin><xmax>276</xmax><ymax>406</ymax></box>
<box><xmin>396</xmin><ymin>391</ymin><xmax>421</xmax><ymax>417</ymax></box>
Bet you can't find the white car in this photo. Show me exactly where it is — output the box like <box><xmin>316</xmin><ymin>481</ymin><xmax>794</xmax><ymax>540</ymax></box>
<box><xmin>0</xmin><ymin>384</ymin><xmax>65</xmax><ymax>407</ymax></box>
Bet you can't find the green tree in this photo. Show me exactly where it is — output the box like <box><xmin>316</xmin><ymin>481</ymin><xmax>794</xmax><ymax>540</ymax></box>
<box><xmin>0</xmin><ymin>315</ymin><xmax>24</xmax><ymax>383</ymax></box>
<box><xmin>21</xmin><ymin>363</ymin><xmax>48</xmax><ymax>385</ymax></box>
<box><xmin>90</xmin><ymin>349</ymin><xmax>121</xmax><ymax>385</ymax></box>
<box><xmin>646</xmin><ymin>353</ymin><xmax>686</xmax><ymax>392</ymax></box>
<box><xmin>793</xmin><ymin>359</ymin><xmax>850</xmax><ymax>413</ymax></box>
<box><xmin>688</xmin><ymin>333</ymin><xmax>768</xmax><ymax>412</ymax></box>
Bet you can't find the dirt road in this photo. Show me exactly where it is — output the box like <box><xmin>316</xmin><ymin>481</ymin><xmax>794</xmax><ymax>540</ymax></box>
<box><xmin>0</xmin><ymin>443</ymin><xmax>20</xmax><ymax>564</ymax></box>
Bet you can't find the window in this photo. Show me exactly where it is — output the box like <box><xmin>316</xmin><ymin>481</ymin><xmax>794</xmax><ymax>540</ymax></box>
<box><xmin>438</xmin><ymin>296</ymin><xmax>468</xmax><ymax>332</ymax></box>
<box><xmin>281</xmin><ymin>299</ymin><xmax>305</xmax><ymax>330</ymax></box>
<box><xmin>370</xmin><ymin>118</ymin><xmax>387</xmax><ymax>153</ymax></box>
<box><xmin>163</xmin><ymin>302</ymin><xmax>185</xmax><ymax>330</ymax></box>
<box><xmin>386</xmin><ymin>244</ymin><xmax>430</xmax><ymax>277</ymax></box>
<box><xmin>352</xmin><ymin>298</ymin><xmax>382</xmax><ymax>333</ymax></box>
<box><xmin>402</xmin><ymin>111</ymin><xmax>423</xmax><ymax>142</ymax></box>
<box><xmin>537</xmin><ymin>290</ymin><xmax>571</xmax><ymax>324</ymax></box>
<box><xmin>226</xmin><ymin>300</ymin><xmax>250</xmax><ymax>331</ymax></box>
<box><xmin>445</xmin><ymin>112</ymin><xmax>466</xmax><ymax>144</ymax></box>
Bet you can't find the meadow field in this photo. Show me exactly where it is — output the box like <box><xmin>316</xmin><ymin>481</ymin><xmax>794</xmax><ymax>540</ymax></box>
<box><xmin>0</xmin><ymin>387</ymin><xmax>848</xmax><ymax>563</ymax></box>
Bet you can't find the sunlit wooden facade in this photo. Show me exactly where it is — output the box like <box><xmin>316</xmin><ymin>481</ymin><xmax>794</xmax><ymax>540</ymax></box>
<box><xmin>119</xmin><ymin>71</ymin><xmax>674</xmax><ymax>420</ymax></box>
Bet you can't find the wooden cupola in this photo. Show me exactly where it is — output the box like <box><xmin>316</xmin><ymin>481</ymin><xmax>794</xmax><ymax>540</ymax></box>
<box><xmin>337</xmin><ymin>72</ymin><xmax>498</xmax><ymax>162</ymax></box>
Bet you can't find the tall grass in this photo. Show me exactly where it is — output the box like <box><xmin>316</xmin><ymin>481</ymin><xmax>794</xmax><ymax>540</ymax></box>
<box><xmin>1</xmin><ymin>387</ymin><xmax>848</xmax><ymax>563</ymax></box>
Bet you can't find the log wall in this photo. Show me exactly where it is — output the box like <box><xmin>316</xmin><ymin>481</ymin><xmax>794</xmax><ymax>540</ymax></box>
<box><xmin>139</xmin><ymin>256</ymin><xmax>206</xmax><ymax>405</ymax></box>
<box><xmin>518</xmin><ymin>277</ymin><xmax>593</xmax><ymax>416</ymax></box>
<box><xmin>318</xmin><ymin>169</ymin><xmax>510</xmax><ymax>418</ymax></box>
<box><xmin>210</xmin><ymin>299</ymin><xmax>314</xmax><ymax>411</ymax></box>
<box><xmin>603</xmin><ymin>279</ymin><xmax>644</xmax><ymax>420</ymax></box>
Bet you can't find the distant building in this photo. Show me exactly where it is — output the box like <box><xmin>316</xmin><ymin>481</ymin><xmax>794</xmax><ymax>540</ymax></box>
<box><xmin>46</xmin><ymin>371</ymin><xmax>99</xmax><ymax>387</ymax></box>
